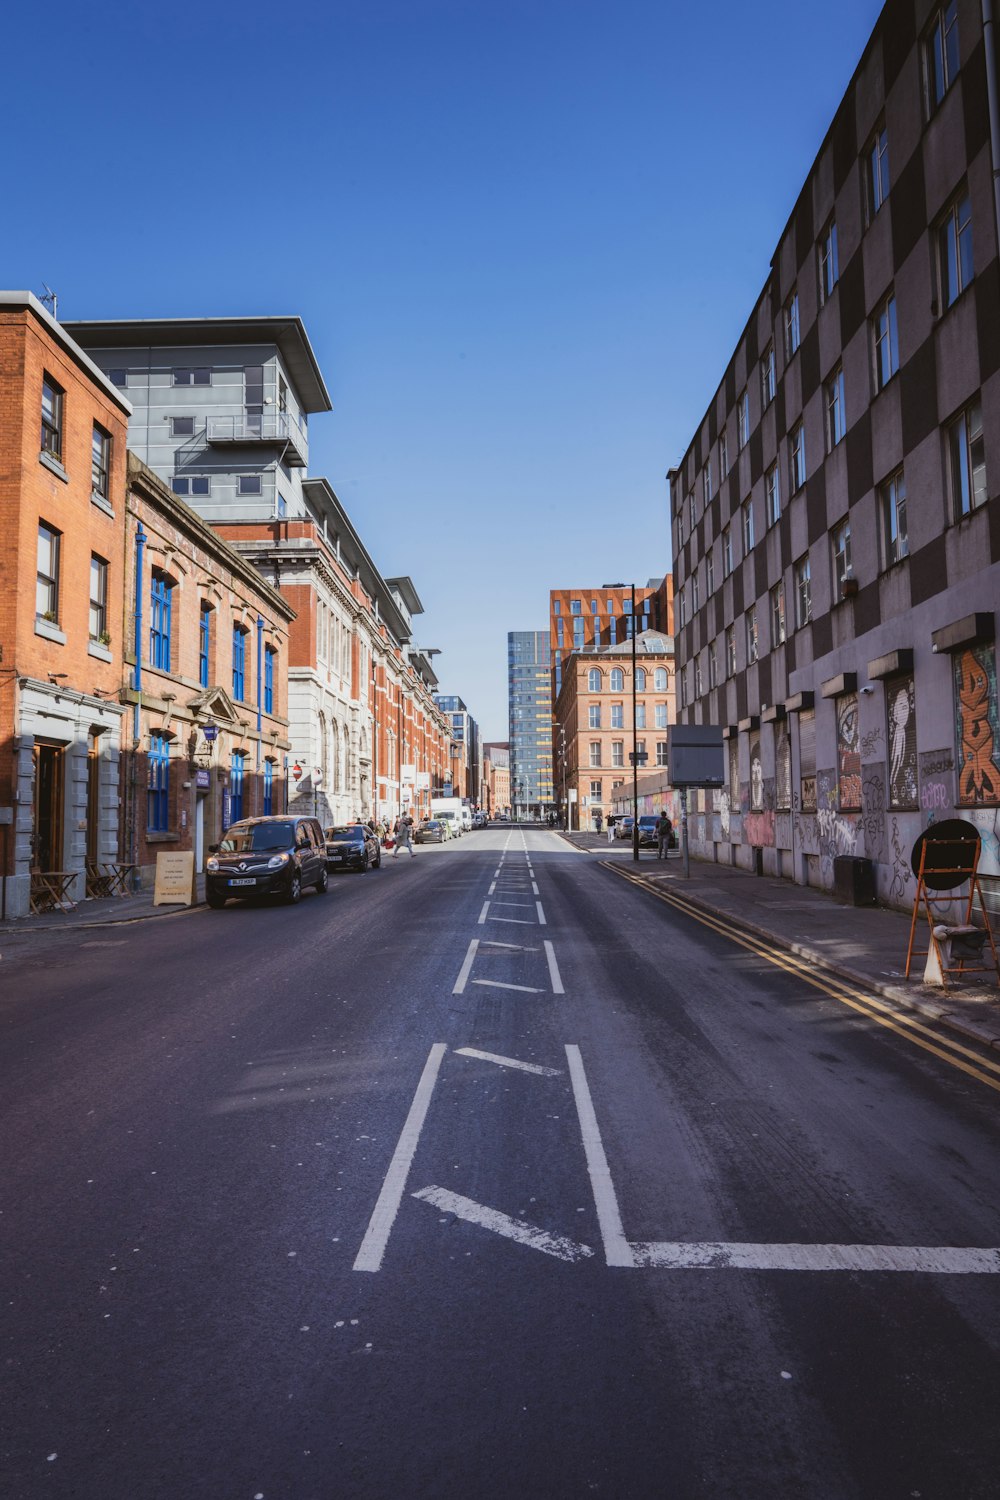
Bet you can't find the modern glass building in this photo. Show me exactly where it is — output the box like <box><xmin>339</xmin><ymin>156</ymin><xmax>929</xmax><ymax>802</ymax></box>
<box><xmin>507</xmin><ymin>631</ymin><xmax>554</xmax><ymax>817</ymax></box>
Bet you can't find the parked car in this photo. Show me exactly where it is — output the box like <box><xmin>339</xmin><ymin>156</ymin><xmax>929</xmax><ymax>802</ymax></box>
<box><xmin>637</xmin><ymin>815</ymin><xmax>659</xmax><ymax>848</ymax></box>
<box><xmin>325</xmin><ymin>823</ymin><xmax>382</xmax><ymax>873</ymax></box>
<box><xmin>415</xmin><ymin>818</ymin><xmax>446</xmax><ymax>844</ymax></box>
<box><xmin>614</xmin><ymin>816</ymin><xmax>635</xmax><ymax>840</ymax></box>
<box><xmin>206</xmin><ymin>815</ymin><xmax>328</xmax><ymax>907</ymax></box>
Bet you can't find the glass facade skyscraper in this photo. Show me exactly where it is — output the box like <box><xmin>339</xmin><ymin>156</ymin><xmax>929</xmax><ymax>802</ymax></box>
<box><xmin>507</xmin><ymin>631</ymin><xmax>553</xmax><ymax>816</ymax></box>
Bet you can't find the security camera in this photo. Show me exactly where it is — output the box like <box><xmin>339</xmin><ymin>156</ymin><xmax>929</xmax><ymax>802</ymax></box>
<box><xmin>860</xmin><ymin>685</ymin><xmax>874</xmax><ymax>695</ymax></box>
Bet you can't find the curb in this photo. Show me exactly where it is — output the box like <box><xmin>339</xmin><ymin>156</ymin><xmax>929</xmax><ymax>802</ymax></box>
<box><xmin>0</xmin><ymin>900</ymin><xmax>207</xmax><ymax>940</ymax></box>
<box><xmin>601</xmin><ymin>859</ymin><xmax>1000</xmax><ymax>1053</ymax></box>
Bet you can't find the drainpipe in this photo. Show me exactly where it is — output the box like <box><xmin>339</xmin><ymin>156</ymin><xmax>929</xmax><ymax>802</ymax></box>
<box><xmin>255</xmin><ymin>616</ymin><xmax>263</xmax><ymax>769</ymax></box>
<box><xmin>983</xmin><ymin>0</ymin><xmax>1000</xmax><ymax>256</ymax></box>
<box><xmin>131</xmin><ymin>523</ymin><xmax>147</xmax><ymax>880</ymax></box>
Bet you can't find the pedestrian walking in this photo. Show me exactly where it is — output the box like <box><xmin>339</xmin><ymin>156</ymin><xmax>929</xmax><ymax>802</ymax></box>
<box><xmin>393</xmin><ymin>813</ymin><xmax>417</xmax><ymax>858</ymax></box>
<box><xmin>656</xmin><ymin>811</ymin><xmax>673</xmax><ymax>860</ymax></box>
<box><xmin>607</xmin><ymin>815</ymin><xmax>616</xmax><ymax>845</ymax></box>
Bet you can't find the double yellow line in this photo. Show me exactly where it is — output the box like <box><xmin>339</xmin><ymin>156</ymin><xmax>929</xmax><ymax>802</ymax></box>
<box><xmin>606</xmin><ymin>861</ymin><xmax>1000</xmax><ymax>1097</ymax></box>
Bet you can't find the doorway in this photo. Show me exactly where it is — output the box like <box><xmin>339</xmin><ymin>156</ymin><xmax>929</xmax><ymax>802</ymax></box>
<box><xmin>32</xmin><ymin>740</ymin><xmax>65</xmax><ymax>871</ymax></box>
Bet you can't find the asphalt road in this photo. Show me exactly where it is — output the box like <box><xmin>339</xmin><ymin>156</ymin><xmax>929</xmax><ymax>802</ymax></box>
<box><xmin>2</xmin><ymin>828</ymin><xmax>999</xmax><ymax>1499</ymax></box>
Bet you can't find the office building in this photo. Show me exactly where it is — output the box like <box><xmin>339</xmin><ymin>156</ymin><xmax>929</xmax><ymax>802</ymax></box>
<box><xmin>507</xmin><ymin>631</ymin><xmax>554</xmax><ymax>818</ymax></box>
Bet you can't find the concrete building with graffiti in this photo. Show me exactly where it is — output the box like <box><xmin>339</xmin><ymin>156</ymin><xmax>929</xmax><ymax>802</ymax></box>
<box><xmin>668</xmin><ymin>0</ymin><xmax>1000</xmax><ymax>909</ymax></box>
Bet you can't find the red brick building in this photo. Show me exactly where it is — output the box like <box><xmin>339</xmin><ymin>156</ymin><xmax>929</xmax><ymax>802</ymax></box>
<box><xmin>0</xmin><ymin>293</ymin><xmax>130</xmax><ymax>917</ymax></box>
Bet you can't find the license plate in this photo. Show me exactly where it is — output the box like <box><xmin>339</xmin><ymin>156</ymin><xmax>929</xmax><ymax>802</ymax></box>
<box><xmin>330</xmin><ymin>855</ymin><xmax>343</xmax><ymax>863</ymax></box>
<box><xmin>229</xmin><ymin>877</ymin><xmax>256</xmax><ymax>886</ymax></box>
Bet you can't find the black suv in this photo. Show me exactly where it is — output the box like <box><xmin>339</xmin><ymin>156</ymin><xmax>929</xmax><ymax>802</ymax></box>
<box><xmin>206</xmin><ymin>816</ymin><xmax>328</xmax><ymax>907</ymax></box>
<box><xmin>325</xmin><ymin>823</ymin><xmax>382</xmax><ymax>873</ymax></box>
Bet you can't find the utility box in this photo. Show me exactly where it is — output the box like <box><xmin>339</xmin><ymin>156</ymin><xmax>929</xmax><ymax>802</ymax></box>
<box><xmin>833</xmin><ymin>855</ymin><xmax>876</xmax><ymax>907</ymax></box>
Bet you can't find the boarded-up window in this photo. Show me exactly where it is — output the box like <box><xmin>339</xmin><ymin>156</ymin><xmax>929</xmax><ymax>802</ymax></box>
<box><xmin>887</xmin><ymin>675</ymin><xmax>918</xmax><ymax>809</ymax></box>
<box><xmin>955</xmin><ymin>644</ymin><xmax>1000</xmax><ymax>805</ymax></box>
<box><xmin>837</xmin><ymin>693</ymin><xmax>861</xmax><ymax>810</ymax></box>
<box><xmin>776</xmin><ymin>728</ymin><xmax>791</xmax><ymax>809</ymax></box>
<box><xmin>729</xmin><ymin>739</ymin><xmax>739</xmax><ymax>802</ymax></box>
<box><xmin>799</xmin><ymin>709</ymin><xmax>816</xmax><ymax>811</ymax></box>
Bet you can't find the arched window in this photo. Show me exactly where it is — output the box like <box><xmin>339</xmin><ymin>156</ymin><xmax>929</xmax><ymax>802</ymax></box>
<box><xmin>610</xmin><ymin>668</ymin><xmax>624</xmax><ymax>692</ymax></box>
<box><xmin>588</xmin><ymin>668</ymin><xmax>602</xmax><ymax>692</ymax></box>
<box><xmin>654</xmin><ymin>667</ymin><xmax>668</xmax><ymax>691</ymax></box>
<box><xmin>635</xmin><ymin>667</ymin><xmax>647</xmax><ymax>691</ymax></box>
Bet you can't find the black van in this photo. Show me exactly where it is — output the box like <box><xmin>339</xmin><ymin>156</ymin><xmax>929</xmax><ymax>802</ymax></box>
<box><xmin>206</xmin><ymin>815</ymin><xmax>328</xmax><ymax>907</ymax></box>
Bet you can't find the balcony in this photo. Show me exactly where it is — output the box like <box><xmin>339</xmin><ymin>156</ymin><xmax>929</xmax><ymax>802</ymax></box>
<box><xmin>206</xmin><ymin>411</ymin><xmax>308</xmax><ymax>467</ymax></box>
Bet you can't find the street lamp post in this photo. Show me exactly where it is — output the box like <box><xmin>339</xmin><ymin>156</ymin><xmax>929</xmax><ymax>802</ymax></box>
<box><xmin>631</xmin><ymin>583</ymin><xmax>640</xmax><ymax>863</ymax></box>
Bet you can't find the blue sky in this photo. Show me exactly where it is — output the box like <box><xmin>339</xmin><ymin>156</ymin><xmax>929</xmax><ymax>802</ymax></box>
<box><xmin>7</xmin><ymin>0</ymin><xmax>884</xmax><ymax>738</ymax></box>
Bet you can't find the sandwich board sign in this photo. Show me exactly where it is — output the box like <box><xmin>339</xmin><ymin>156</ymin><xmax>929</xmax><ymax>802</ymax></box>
<box><xmin>153</xmin><ymin>850</ymin><xmax>197</xmax><ymax>907</ymax></box>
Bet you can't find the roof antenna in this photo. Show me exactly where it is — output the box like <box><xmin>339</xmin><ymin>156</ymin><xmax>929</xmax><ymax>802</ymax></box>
<box><xmin>39</xmin><ymin>284</ymin><xmax>58</xmax><ymax>319</ymax></box>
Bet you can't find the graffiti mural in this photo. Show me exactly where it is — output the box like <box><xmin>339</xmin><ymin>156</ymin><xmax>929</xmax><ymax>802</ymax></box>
<box><xmin>887</xmin><ymin>676</ymin><xmax>918</xmax><ymax>810</ymax></box>
<box><xmin>750</xmin><ymin>734</ymin><xmax>763</xmax><ymax>810</ymax></box>
<box><xmin>745</xmin><ymin>775</ymin><xmax>776</xmax><ymax>847</ymax></box>
<box><xmin>837</xmin><ymin>693</ymin><xmax>861</xmax><ymax>810</ymax></box>
<box><xmin>918</xmin><ymin>749</ymin><xmax>955</xmax><ymax>820</ymax></box>
<box><xmin>955</xmin><ymin>644</ymin><xmax>1000</xmax><ymax>806</ymax></box>
<box><xmin>799</xmin><ymin>709</ymin><xmax>817</xmax><ymax>812</ymax></box>
<box><xmin>861</xmin><ymin>764</ymin><xmax>887</xmax><ymax>864</ymax></box>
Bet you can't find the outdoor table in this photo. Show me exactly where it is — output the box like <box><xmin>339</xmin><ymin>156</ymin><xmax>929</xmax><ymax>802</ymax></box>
<box><xmin>29</xmin><ymin>870</ymin><xmax>78</xmax><ymax>914</ymax></box>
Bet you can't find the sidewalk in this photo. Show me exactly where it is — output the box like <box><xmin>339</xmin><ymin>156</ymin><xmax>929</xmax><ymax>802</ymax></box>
<box><xmin>0</xmin><ymin>878</ymin><xmax>207</xmax><ymax>940</ymax></box>
<box><xmin>561</xmin><ymin>830</ymin><xmax>1000</xmax><ymax>1051</ymax></box>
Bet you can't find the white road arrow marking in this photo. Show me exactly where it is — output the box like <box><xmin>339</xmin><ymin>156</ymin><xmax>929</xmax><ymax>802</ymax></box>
<box><xmin>471</xmin><ymin>979</ymin><xmax>544</xmax><ymax>993</ymax></box>
<box><xmin>413</xmin><ymin>1186</ymin><xmax>594</xmax><ymax>1262</ymax></box>
<box><xmin>454</xmin><ymin>1047</ymin><xmax>562</xmax><ymax>1076</ymax></box>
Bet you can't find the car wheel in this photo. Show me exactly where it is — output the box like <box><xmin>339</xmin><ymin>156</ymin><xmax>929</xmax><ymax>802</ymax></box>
<box><xmin>286</xmin><ymin>871</ymin><xmax>302</xmax><ymax>904</ymax></box>
<box><xmin>374</xmin><ymin>848</ymin><xmax>381</xmax><ymax>868</ymax></box>
<box><xmin>360</xmin><ymin>851</ymin><xmax>369</xmax><ymax>873</ymax></box>
<box><xmin>315</xmin><ymin>867</ymin><xmax>328</xmax><ymax>894</ymax></box>
<box><xmin>207</xmin><ymin>891</ymin><xmax>227</xmax><ymax>909</ymax></box>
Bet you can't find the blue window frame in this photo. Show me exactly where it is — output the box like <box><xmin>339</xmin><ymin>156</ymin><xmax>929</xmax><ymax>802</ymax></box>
<box><xmin>199</xmin><ymin>603</ymin><xmax>211</xmax><ymax>688</ymax></box>
<box><xmin>150</xmin><ymin>571</ymin><xmax>172</xmax><ymax>671</ymax></box>
<box><xmin>148</xmin><ymin>733</ymin><xmax>169</xmax><ymax>832</ymax></box>
<box><xmin>264</xmin><ymin>646</ymin><xmax>275</xmax><ymax>714</ymax></box>
<box><xmin>263</xmin><ymin>758</ymin><xmax>274</xmax><ymax>815</ymax></box>
<box><xmin>233</xmin><ymin>625</ymin><xmax>246</xmax><ymax>702</ymax></box>
<box><xmin>230</xmin><ymin>751</ymin><xmax>245</xmax><ymax>822</ymax></box>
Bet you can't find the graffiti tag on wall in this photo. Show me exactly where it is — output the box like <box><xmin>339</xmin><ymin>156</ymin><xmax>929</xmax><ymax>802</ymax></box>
<box><xmin>888</xmin><ymin>676</ymin><xmax>918</xmax><ymax>809</ymax></box>
<box><xmin>837</xmin><ymin>693</ymin><xmax>861</xmax><ymax>810</ymax></box>
<box><xmin>918</xmin><ymin>748</ymin><xmax>955</xmax><ymax>820</ymax></box>
<box><xmin>955</xmin><ymin>644</ymin><xmax>1000</xmax><ymax>806</ymax></box>
<box><xmin>861</xmin><ymin>764</ymin><xmax>887</xmax><ymax>864</ymax></box>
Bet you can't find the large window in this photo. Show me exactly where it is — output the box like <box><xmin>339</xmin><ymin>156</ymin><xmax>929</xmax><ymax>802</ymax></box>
<box><xmin>939</xmin><ymin>192</ymin><xmax>974</xmax><ymax>307</ymax></box>
<box><xmin>89</xmin><ymin>555</ymin><xmax>108</xmax><ymax>641</ymax></box>
<box><xmin>572</xmin><ymin>618</ymin><xmax>585</xmax><ymax>650</ymax></box>
<box><xmin>611</xmin><ymin>702</ymin><xmax>624</xmax><ymax>729</ymax></box>
<box><xmin>819</xmin><ymin>219</ymin><xmax>839</xmax><ymax>303</ymax></box>
<box><xmin>588</xmin><ymin>704</ymin><xmax>601</xmax><ymax>729</ymax></box>
<box><xmin>867</xmin><ymin>124</ymin><xmax>890</xmax><ymax>219</ymax></box>
<box><xmin>635</xmin><ymin>667</ymin><xmax>646</xmax><ymax>692</ymax></box>
<box><xmin>825</xmin><ymin>366</ymin><xmax>846</xmax><ymax>450</ymax></box>
<box><xmin>948</xmin><ymin>402</ymin><xmax>987</xmax><ymax>520</ymax></box>
<box><xmin>636</xmin><ymin>704</ymin><xmax>646</xmax><ymax>729</ymax></box>
<box><xmin>41</xmin><ymin>374</ymin><xmax>63</xmax><ymax>458</ymax></box>
<box><xmin>36</xmin><ymin>522</ymin><xmax>60</xmax><ymax>620</ymax></box>
<box><xmin>924</xmin><ymin>3</ymin><xmax>959</xmax><ymax>115</ymax></box>
<box><xmin>654</xmin><ymin>667</ymin><xmax>668</xmax><ymax>691</ymax></box>
<box><xmin>199</xmin><ymin>603</ymin><xmax>212</xmax><ymax>688</ymax></box>
<box><xmin>264</xmin><ymin>645</ymin><xmax>276</xmax><ymax>714</ymax></box>
<box><xmin>610</xmin><ymin>668</ymin><xmax>624</xmax><ymax>693</ymax></box>
<box><xmin>872</xmin><ymin>293</ymin><xmax>899</xmax><ymax>391</ymax></box>
<box><xmin>656</xmin><ymin>741</ymin><xmax>669</xmax><ymax>767</ymax></box>
<box><xmin>589</xmin><ymin>741</ymin><xmax>602</xmax><ymax>768</ymax></box>
<box><xmin>148</xmin><ymin>734</ymin><xmax>170</xmax><ymax>832</ymax></box>
<box><xmin>790</xmin><ymin>422</ymin><xmax>806</xmax><ymax>492</ymax></box>
<box><xmin>150</xmin><ymin>570</ymin><xmax>173</xmax><ymax>671</ymax></box>
<box><xmin>92</xmin><ymin>424</ymin><xmax>111</xmax><ymax>498</ymax></box>
<box><xmin>233</xmin><ymin>625</ymin><xmax>247</xmax><ymax>702</ymax></box>
<box><xmin>612</xmin><ymin>741</ymin><xmax>624</xmax><ymax>768</ymax></box>
<box><xmin>795</xmin><ymin>555</ymin><xmax>812</xmax><ymax>627</ymax></box>
<box><xmin>880</xmin><ymin>470</ymin><xmax>908</xmax><ymax>566</ymax></box>
<box><xmin>230</xmin><ymin>751</ymin><xmax>245</xmax><ymax>823</ymax></box>
<box><xmin>173</xmin><ymin>367</ymin><xmax>211</xmax><ymax>386</ymax></box>
<box><xmin>655</xmin><ymin>704</ymin><xmax>668</xmax><ymax>729</ymax></box>
<box><xmin>588</xmin><ymin>668</ymin><xmax>602</xmax><ymax>692</ymax></box>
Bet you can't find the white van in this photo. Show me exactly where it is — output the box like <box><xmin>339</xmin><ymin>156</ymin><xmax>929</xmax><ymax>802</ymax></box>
<box><xmin>431</xmin><ymin>797</ymin><xmax>466</xmax><ymax>836</ymax></box>
<box><xmin>460</xmin><ymin>805</ymin><xmax>473</xmax><ymax>834</ymax></box>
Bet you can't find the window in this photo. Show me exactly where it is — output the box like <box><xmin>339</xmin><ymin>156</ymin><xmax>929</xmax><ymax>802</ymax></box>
<box><xmin>172</xmin><ymin>476</ymin><xmax>210</xmax><ymax>497</ymax></box>
<box><xmin>264</xmin><ymin>646</ymin><xmax>275</xmax><ymax>714</ymax></box>
<box><xmin>589</xmin><ymin>704</ymin><xmax>601</xmax><ymax>729</ymax></box>
<box><xmin>766</xmin><ymin>463</ymin><xmax>780</xmax><ymax>527</ymax></box>
<box><xmin>553</xmin><ymin>600</ymin><xmax>561</xmax><ymax>614</ymax></box>
<box><xmin>611</xmin><ymin>702</ymin><xmax>624</xmax><ymax>729</ymax></box>
<box><xmin>570</xmin><ymin>599</ymin><xmax>582</xmax><ymax>615</ymax></box>
<box><xmin>656</xmin><ymin>741</ymin><xmax>669</xmax><ymax>767</ymax></box>
<box><xmin>939</xmin><ymin>193</ymin><xmax>974</xmax><ymax>307</ymax></box>
<box><xmin>635</xmin><ymin>667</ymin><xmax>646</xmax><ymax>692</ymax></box>
<box><xmin>867</xmin><ymin>124</ymin><xmax>890</xmax><ymax>219</ymax></box>
<box><xmin>92</xmin><ymin>425</ymin><xmax>111</xmax><ymax>498</ymax></box>
<box><xmin>150</xmin><ymin>570</ymin><xmax>173</xmax><ymax>671</ymax></box>
<box><xmin>588</xmin><ymin>668</ymin><xmax>602</xmax><ymax>692</ymax></box>
<box><xmin>678</xmin><ymin>591</ymin><xmax>687</xmax><ymax>630</ymax></box>
<box><xmin>880</xmin><ymin>470</ymin><xmax>908</xmax><ymax>566</ymax></box>
<box><xmin>636</xmin><ymin>704</ymin><xmax>647</xmax><ymax>729</ymax></box>
<box><xmin>173</xmin><ymin>367</ymin><xmax>211</xmax><ymax>386</ymax></box>
<box><xmin>573</xmin><ymin>618</ymin><xmax>586</xmax><ymax>650</ymax></box>
<box><xmin>825</xmin><ymin>367</ymin><xmax>847</xmax><ymax>450</ymax></box>
<box><xmin>790</xmin><ymin>422</ymin><xmax>807</xmax><ymax>492</ymax></box>
<box><xmin>832</xmin><ymin>520</ymin><xmax>853</xmax><ymax>594</ymax></box>
<box><xmin>726</xmin><ymin>625</ymin><xmax>736</xmax><ymax>676</ymax></box>
<box><xmin>695</xmin><ymin>657</ymin><xmax>705</xmax><ymax>696</ymax></box>
<box><xmin>655</xmin><ymin>704</ymin><xmax>668</xmax><ymax>729</ymax></box>
<box><xmin>238</xmin><ymin>475</ymin><xmax>263</xmax><ymax>495</ymax></box>
<box><xmin>170</xmin><ymin>416</ymin><xmax>195</xmax><ymax>437</ymax></box>
<box><xmin>692</xmin><ymin>572</ymin><xmax>700</xmax><ymax>612</ymax></box>
<box><xmin>742</xmin><ymin>498</ymin><xmax>755</xmax><ymax>554</ymax></box>
<box><xmin>654</xmin><ymin>667</ymin><xmax>668</xmax><ymax>691</ymax></box>
<box><xmin>703</xmin><ymin>459</ymin><xmax>713</xmax><ymax>504</ymax></box>
<box><xmin>41</xmin><ymin>374</ymin><xmax>63</xmax><ymax>458</ymax></box>
<box><xmin>707</xmin><ymin>551</ymin><xmax>715</xmax><ymax>595</ymax></box>
<box><xmin>688</xmin><ymin>493</ymin><xmax>696</xmax><ymax>531</ymax></box>
<box><xmin>784</xmin><ymin>290</ymin><xmax>801</xmax><ymax>358</ymax></box>
<box><xmin>709</xmin><ymin>642</ymin><xmax>718</xmax><ymax>689</ymax></box>
<box><xmin>873</xmin><ymin>293</ymin><xmax>899</xmax><ymax>390</ymax></box>
<box><xmin>722</xmin><ymin>525</ymin><xmax>733</xmax><ymax>577</ymax></box>
<box><xmin>819</xmin><ymin>219</ymin><xmax>839</xmax><ymax>303</ymax></box>
<box><xmin>590</xmin><ymin>598</ymin><xmax>599</xmax><ymax>614</ymax></box>
<box><xmin>746</xmin><ymin>606</ymin><xmax>759</xmax><ymax>663</ymax></box>
<box><xmin>108</xmin><ymin>368</ymin><xmax>127</xmax><ymax>387</ymax></box>
<box><xmin>794</xmin><ymin>555</ymin><xmax>812</xmax><ymax>626</ymax></box>
<box><xmin>556</xmin><ymin>620</ymin><xmax>564</xmax><ymax>648</ymax></box>
<box><xmin>761</xmin><ymin>345</ymin><xmax>775</xmax><ymax>409</ymax></box>
<box><xmin>738</xmin><ymin>388</ymin><xmax>750</xmax><ymax>450</ymax></box>
<box><xmin>589</xmin><ymin>741</ymin><xmax>602</xmax><ymax>768</ymax></box>
<box><xmin>233</xmin><ymin>624</ymin><xmax>247</xmax><ymax>701</ymax></box>
<box><xmin>924</xmin><ymin>2</ymin><xmax>959</xmax><ymax>114</ymax></box>
<box><xmin>771</xmin><ymin>581</ymin><xmax>786</xmax><ymax>646</ymax></box>
<box><xmin>36</xmin><ymin>522</ymin><xmax>60</xmax><ymax>619</ymax></box>
<box><xmin>589</xmin><ymin>781</ymin><xmax>602</xmax><ymax>803</ymax></box>
<box><xmin>263</xmin><ymin>758</ymin><xmax>274</xmax><ymax>816</ymax></box>
<box><xmin>148</xmin><ymin>734</ymin><xmax>170</xmax><ymax>832</ymax></box>
<box><xmin>199</xmin><ymin>603</ymin><xmax>212</xmax><ymax>688</ymax></box>
<box><xmin>948</xmin><ymin>402</ymin><xmax>987</xmax><ymax>519</ymax></box>
<box><xmin>89</xmin><ymin>555</ymin><xmax>108</xmax><ymax>640</ymax></box>
<box><xmin>610</xmin><ymin>668</ymin><xmax>624</xmax><ymax>693</ymax></box>
<box><xmin>230</xmin><ymin>751</ymin><xmax>245</xmax><ymax>824</ymax></box>
<box><xmin>719</xmin><ymin>430</ymin><xmax>729</xmax><ymax>479</ymax></box>
<box><xmin>612</xmin><ymin>740</ymin><xmax>624</xmax><ymax>768</ymax></box>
